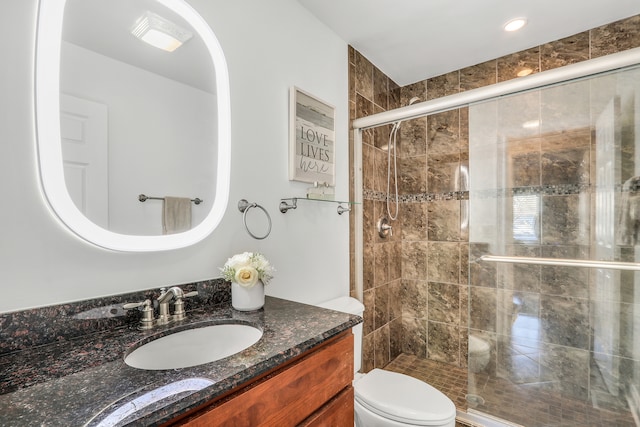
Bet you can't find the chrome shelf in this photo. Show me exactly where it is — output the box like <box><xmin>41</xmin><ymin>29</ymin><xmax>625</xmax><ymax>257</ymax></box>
<box><xmin>279</xmin><ymin>197</ymin><xmax>357</xmax><ymax>215</ymax></box>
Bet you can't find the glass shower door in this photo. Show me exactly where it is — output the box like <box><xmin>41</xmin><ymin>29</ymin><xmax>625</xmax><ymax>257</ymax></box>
<box><xmin>468</xmin><ymin>65</ymin><xmax>640</xmax><ymax>426</ymax></box>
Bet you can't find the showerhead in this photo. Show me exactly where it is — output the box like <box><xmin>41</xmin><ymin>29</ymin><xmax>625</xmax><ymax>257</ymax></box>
<box><xmin>391</xmin><ymin>97</ymin><xmax>422</xmax><ymax>132</ymax></box>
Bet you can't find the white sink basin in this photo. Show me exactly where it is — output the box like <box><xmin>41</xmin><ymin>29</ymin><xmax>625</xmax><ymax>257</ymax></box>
<box><xmin>125</xmin><ymin>323</ymin><xmax>263</xmax><ymax>370</ymax></box>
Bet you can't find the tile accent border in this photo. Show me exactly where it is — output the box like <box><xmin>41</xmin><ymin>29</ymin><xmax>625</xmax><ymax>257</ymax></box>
<box><xmin>364</xmin><ymin>189</ymin><xmax>469</xmax><ymax>202</ymax></box>
<box><xmin>366</xmin><ymin>183</ymin><xmax>638</xmax><ymax>203</ymax></box>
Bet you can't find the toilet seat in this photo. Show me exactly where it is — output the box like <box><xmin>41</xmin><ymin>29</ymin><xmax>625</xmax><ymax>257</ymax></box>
<box><xmin>354</xmin><ymin>369</ymin><xmax>456</xmax><ymax>426</ymax></box>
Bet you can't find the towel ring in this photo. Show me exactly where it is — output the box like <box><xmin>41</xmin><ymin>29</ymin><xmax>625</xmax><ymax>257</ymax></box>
<box><xmin>237</xmin><ymin>199</ymin><xmax>272</xmax><ymax>240</ymax></box>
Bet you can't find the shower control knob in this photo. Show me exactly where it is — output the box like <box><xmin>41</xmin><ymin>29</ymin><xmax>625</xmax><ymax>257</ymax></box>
<box><xmin>377</xmin><ymin>217</ymin><xmax>393</xmax><ymax>238</ymax></box>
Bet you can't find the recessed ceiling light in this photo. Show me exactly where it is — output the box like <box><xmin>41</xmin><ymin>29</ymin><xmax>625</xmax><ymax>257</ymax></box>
<box><xmin>504</xmin><ymin>18</ymin><xmax>527</xmax><ymax>32</ymax></box>
<box><xmin>517</xmin><ymin>68</ymin><xmax>533</xmax><ymax>77</ymax></box>
<box><xmin>131</xmin><ymin>11</ymin><xmax>193</xmax><ymax>52</ymax></box>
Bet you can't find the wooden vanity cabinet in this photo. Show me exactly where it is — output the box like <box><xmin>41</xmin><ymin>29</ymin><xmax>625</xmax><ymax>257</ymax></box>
<box><xmin>170</xmin><ymin>331</ymin><xmax>354</xmax><ymax>427</ymax></box>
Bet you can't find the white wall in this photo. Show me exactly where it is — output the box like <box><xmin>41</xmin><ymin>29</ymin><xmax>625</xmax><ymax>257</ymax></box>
<box><xmin>0</xmin><ymin>0</ymin><xmax>349</xmax><ymax>313</ymax></box>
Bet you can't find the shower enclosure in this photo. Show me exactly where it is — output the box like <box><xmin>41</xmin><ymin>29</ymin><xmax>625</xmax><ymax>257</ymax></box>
<box><xmin>352</xmin><ymin>48</ymin><xmax>640</xmax><ymax>427</ymax></box>
<box><xmin>467</xmin><ymin>65</ymin><xmax>640</xmax><ymax>426</ymax></box>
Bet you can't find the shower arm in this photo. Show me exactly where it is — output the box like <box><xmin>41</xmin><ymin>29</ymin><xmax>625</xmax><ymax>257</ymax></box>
<box><xmin>480</xmin><ymin>255</ymin><xmax>640</xmax><ymax>271</ymax></box>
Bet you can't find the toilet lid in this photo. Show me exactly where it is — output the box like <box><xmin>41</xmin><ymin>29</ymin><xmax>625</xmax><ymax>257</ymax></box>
<box><xmin>354</xmin><ymin>369</ymin><xmax>456</xmax><ymax>426</ymax></box>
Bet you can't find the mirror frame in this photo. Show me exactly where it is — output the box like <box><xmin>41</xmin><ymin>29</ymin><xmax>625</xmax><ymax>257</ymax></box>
<box><xmin>35</xmin><ymin>0</ymin><xmax>231</xmax><ymax>251</ymax></box>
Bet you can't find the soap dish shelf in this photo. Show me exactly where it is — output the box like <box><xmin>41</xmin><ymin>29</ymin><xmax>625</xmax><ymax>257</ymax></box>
<box><xmin>279</xmin><ymin>198</ymin><xmax>356</xmax><ymax>215</ymax></box>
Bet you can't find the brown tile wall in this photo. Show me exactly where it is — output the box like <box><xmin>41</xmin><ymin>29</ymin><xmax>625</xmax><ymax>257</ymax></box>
<box><xmin>349</xmin><ymin>46</ymin><xmax>403</xmax><ymax>371</ymax></box>
<box><xmin>349</xmin><ymin>15</ymin><xmax>640</xmax><ymax>373</ymax></box>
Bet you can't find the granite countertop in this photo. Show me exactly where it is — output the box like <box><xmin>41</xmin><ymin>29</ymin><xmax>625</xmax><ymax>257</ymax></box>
<box><xmin>0</xmin><ymin>296</ymin><xmax>361</xmax><ymax>426</ymax></box>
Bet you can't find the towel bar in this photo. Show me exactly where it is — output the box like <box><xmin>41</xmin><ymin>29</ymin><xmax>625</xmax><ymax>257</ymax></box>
<box><xmin>480</xmin><ymin>255</ymin><xmax>640</xmax><ymax>271</ymax></box>
<box><xmin>138</xmin><ymin>194</ymin><xmax>203</xmax><ymax>205</ymax></box>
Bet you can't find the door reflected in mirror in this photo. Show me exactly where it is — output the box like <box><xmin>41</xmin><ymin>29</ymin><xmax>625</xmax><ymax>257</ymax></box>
<box><xmin>35</xmin><ymin>0</ymin><xmax>230</xmax><ymax>251</ymax></box>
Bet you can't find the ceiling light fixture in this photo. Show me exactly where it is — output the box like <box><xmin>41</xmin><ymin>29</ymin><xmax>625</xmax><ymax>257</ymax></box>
<box><xmin>522</xmin><ymin>120</ymin><xmax>540</xmax><ymax>129</ymax></box>
<box><xmin>504</xmin><ymin>18</ymin><xmax>527</xmax><ymax>32</ymax></box>
<box><xmin>517</xmin><ymin>68</ymin><xmax>533</xmax><ymax>77</ymax></box>
<box><xmin>131</xmin><ymin>11</ymin><xmax>193</xmax><ymax>52</ymax></box>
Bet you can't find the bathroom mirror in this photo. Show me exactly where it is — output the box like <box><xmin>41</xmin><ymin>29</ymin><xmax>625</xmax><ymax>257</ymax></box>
<box><xmin>35</xmin><ymin>0</ymin><xmax>230</xmax><ymax>251</ymax></box>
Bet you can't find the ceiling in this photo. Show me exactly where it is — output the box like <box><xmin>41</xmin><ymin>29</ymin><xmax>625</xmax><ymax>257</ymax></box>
<box><xmin>298</xmin><ymin>0</ymin><xmax>640</xmax><ymax>86</ymax></box>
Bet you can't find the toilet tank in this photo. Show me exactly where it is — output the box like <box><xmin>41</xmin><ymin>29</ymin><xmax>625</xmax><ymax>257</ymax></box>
<box><xmin>316</xmin><ymin>296</ymin><xmax>364</xmax><ymax>373</ymax></box>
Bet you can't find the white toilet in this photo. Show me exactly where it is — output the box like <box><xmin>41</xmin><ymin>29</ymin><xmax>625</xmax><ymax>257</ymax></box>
<box><xmin>317</xmin><ymin>297</ymin><xmax>457</xmax><ymax>427</ymax></box>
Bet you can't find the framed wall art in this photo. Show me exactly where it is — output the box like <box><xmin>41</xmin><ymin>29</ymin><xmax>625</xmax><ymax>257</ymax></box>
<box><xmin>289</xmin><ymin>86</ymin><xmax>335</xmax><ymax>185</ymax></box>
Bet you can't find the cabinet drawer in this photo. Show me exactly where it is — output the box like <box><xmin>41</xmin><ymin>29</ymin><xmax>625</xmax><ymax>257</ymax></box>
<box><xmin>299</xmin><ymin>386</ymin><xmax>354</xmax><ymax>427</ymax></box>
<box><xmin>178</xmin><ymin>332</ymin><xmax>353</xmax><ymax>426</ymax></box>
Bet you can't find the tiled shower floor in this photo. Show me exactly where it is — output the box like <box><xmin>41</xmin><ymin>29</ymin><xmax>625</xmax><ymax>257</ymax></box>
<box><xmin>384</xmin><ymin>353</ymin><xmax>637</xmax><ymax>427</ymax></box>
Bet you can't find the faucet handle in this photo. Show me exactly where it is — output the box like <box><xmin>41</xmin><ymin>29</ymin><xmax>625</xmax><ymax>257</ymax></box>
<box><xmin>123</xmin><ymin>299</ymin><xmax>155</xmax><ymax>330</ymax></box>
<box><xmin>123</xmin><ymin>299</ymin><xmax>150</xmax><ymax>309</ymax></box>
<box><xmin>173</xmin><ymin>291</ymin><xmax>198</xmax><ymax>321</ymax></box>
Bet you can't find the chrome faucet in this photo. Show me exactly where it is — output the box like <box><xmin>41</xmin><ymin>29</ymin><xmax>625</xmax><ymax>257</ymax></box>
<box><xmin>157</xmin><ymin>287</ymin><xmax>183</xmax><ymax>325</ymax></box>
<box><xmin>124</xmin><ymin>287</ymin><xmax>198</xmax><ymax>329</ymax></box>
<box><xmin>157</xmin><ymin>287</ymin><xmax>198</xmax><ymax>325</ymax></box>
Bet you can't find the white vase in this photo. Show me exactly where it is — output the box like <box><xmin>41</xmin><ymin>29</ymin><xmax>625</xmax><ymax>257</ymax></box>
<box><xmin>231</xmin><ymin>280</ymin><xmax>265</xmax><ymax>311</ymax></box>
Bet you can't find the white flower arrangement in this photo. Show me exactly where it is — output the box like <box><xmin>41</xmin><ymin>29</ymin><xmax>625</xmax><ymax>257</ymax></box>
<box><xmin>220</xmin><ymin>252</ymin><xmax>275</xmax><ymax>288</ymax></box>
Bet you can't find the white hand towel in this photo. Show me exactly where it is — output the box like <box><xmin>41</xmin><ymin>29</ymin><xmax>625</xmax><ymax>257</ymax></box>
<box><xmin>162</xmin><ymin>196</ymin><xmax>192</xmax><ymax>235</ymax></box>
